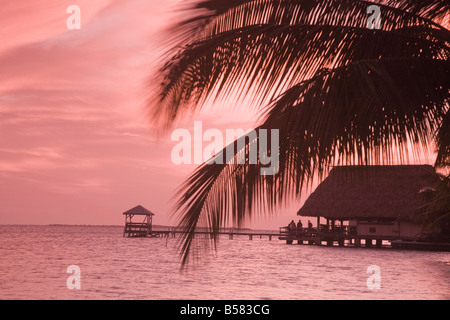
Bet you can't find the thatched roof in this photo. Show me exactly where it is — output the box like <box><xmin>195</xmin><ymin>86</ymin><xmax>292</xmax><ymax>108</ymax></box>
<box><xmin>297</xmin><ymin>165</ymin><xmax>439</xmax><ymax>222</ymax></box>
<box><xmin>123</xmin><ymin>205</ymin><xmax>155</xmax><ymax>216</ymax></box>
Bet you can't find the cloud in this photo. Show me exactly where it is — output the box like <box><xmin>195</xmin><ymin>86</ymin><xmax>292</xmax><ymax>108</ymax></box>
<box><xmin>0</xmin><ymin>0</ymin><xmax>273</xmax><ymax>227</ymax></box>
<box><xmin>0</xmin><ymin>0</ymin><xmax>116</xmax><ymax>55</ymax></box>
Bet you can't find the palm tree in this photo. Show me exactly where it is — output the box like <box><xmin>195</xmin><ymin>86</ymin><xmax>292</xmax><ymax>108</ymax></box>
<box><xmin>422</xmin><ymin>174</ymin><xmax>450</xmax><ymax>241</ymax></box>
<box><xmin>150</xmin><ymin>0</ymin><xmax>450</xmax><ymax>265</ymax></box>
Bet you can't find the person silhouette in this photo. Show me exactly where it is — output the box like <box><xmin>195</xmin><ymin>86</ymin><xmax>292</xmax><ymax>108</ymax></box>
<box><xmin>297</xmin><ymin>220</ymin><xmax>303</xmax><ymax>235</ymax></box>
<box><xmin>289</xmin><ymin>220</ymin><xmax>296</xmax><ymax>235</ymax></box>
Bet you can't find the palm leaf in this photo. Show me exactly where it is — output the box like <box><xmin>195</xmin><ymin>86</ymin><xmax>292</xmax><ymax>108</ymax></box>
<box><xmin>435</xmin><ymin>111</ymin><xmax>450</xmax><ymax>168</ymax></box>
<box><xmin>387</xmin><ymin>0</ymin><xmax>450</xmax><ymax>23</ymax></box>
<box><xmin>173</xmin><ymin>57</ymin><xmax>449</xmax><ymax>266</ymax></box>
<box><xmin>150</xmin><ymin>0</ymin><xmax>450</xmax><ymax>127</ymax></box>
<box><xmin>153</xmin><ymin>22</ymin><xmax>449</xmax><ymax>125</ymax></box>
<box><xmin>175</xmin><ymin>0</ymin><xmax>447</xmax><ymax>40</ymax></box>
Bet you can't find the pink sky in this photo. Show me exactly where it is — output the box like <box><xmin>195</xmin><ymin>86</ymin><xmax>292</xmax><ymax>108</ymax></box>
<box><xmin>0</xmin><ymin>1</ymin><xmax>436</xmax><ymax>229</ymax></box>
<box><xmin>0</xmin><ymin>0</ymin><xmax>301</xmax><ymax>229</ymax></box>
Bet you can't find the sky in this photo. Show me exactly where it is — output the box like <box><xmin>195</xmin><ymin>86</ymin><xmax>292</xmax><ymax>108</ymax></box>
<box><xmin>0</xmin><ymin>0</ymin><xmax>302</xmax><ymax>229</ymax></box>
<box><xmin>0</xmin><ymin>0</ymin><xmax>438</xmax><ymax>229</ymax></box>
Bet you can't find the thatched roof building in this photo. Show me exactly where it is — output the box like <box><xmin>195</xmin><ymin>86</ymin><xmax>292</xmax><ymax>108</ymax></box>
<box><xmin>122</xmin><ymin>205</ymin><xmax>155</xmax><ymax>216</ymax></box>
<box><xmin>297</xmin><ymin>165</ymin><xmax>440</xmax><ymax>222</ymax></box>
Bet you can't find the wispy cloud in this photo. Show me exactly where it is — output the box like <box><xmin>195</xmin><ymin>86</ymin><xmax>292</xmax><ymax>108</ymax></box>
<box><xmin>0</xmin><ymin>0</ymin><xmax>179</xmax><ymax>223</ymax></box>
<box><xmin>0</xmin><ymin>0</ymin><xmax>116</xmax><ymax>55</ymax></box>
<box><xmin>0</xmin><ymin>0</ymin><xmax>269</xmax><ymax>226</ymax></box>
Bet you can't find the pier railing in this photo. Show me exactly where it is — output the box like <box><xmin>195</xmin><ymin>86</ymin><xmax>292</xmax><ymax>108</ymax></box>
<box><xmin>123</xmin><ymin>222</ymin><xmax>151</xmax><ymax>237</ymax></box>
<box><xmin>279</xmin><ymin>225</ymin><xmax>357</xmax><ymax>238</ymax></box>
<box><xmin>131</xmin><ymin>227</ymin><xmax>281</xmax><ymax>240</ymax></box>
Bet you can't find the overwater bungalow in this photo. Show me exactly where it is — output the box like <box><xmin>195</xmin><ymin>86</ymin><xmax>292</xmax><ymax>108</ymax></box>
<box><xmin>281</xmin><ymin>165</ymin><xmax>445</xmax><ymax>249</ymax></box>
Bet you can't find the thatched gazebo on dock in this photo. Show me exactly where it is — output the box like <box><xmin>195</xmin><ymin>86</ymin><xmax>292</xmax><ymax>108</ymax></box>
<box><xmin>122</xmin><ymin>205</ymin><xmax>155</xmax><ymax>237</ymax></box>
<box><xmin>291</xmin><ymin>165</ymin><xmax>440</xmax><ymax>247</ymax></box>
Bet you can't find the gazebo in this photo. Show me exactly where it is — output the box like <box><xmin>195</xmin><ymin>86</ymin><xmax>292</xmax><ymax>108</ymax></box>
<box><xmin>122</xmin><ymin>205</ymin><xmax>156</xmax><ymax>237</ymax></box>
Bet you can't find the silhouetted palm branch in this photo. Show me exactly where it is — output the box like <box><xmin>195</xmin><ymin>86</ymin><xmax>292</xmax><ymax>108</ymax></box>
<box><xmin>149</xmin><ymin>0</ymin><xmax>450</xmax><ymax>266</ymax></box>
<box><xmin>436</xmin><ymin>111</ymin><xmax>450</xmax><ymax>168</ymax></box>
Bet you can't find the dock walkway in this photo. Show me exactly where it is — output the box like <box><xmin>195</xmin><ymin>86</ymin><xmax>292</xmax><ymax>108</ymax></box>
<box><xmin>132</xmin><ymin>227</ymin><xmax>280</xmax><ymax>240</ymax></box>
<box><xmin>124</xmin><ymin>225</ymin><xmax>450</xmax><ymax>251</ymax></box>
<box><xmin>278</xmin><ymin>226</ymin><xmax>450</xmax><ymax>250</ymax></box>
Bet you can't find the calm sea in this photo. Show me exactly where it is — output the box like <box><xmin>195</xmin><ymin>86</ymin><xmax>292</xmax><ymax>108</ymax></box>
<box><xmin>0</xmin><ymin>225</ymin><xmax>448</xmax><ymax>300</ymax></box>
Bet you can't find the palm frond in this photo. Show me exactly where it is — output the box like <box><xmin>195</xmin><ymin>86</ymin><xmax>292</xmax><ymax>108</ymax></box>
<box><xmin>386</xmin><ymin>0</ymin><xmax>450</xmax><ymax>24</ymax></box>
<box><xmin>173</xmin><ymin>128</ymin><xmax>281</xmax><ymax>266</ymax></box>
<box><xmin>152</xmin><ymin>22</ymin><xmax>449</xmax><ymax>125</ymax></box>
<box><xmin>176</xmin><ymin>0</ymin><xmax>447</xmax><ymax>42</ymax></box>
<box><xmin>422</xmin><ymin>173</ymin><xmax>450</xmax><ymax>238</ymax></box>
<box><xmin>262</xmin><ymin>57</ymin><xmax>449</xmax><ymax>174</ymax></box>
<box><xmin>436</xmin><ymin>110</ymin><xmax>450</xmax><ymax>168</ymax></box>
<box><xmin>174</xmin><ymin>57</ymin><xmax>449</xmax><ymax>266</ymax></box>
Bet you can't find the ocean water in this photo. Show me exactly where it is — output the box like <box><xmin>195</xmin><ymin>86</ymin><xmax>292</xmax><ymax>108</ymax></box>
<box><xmin>0</xmin><ymin>225</ymin><xmax>448</xmax><ymax>300</ymax></box>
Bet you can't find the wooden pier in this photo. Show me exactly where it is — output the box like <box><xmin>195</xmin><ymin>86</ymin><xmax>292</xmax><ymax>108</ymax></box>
<box><xmin>279</xmin><ymin>225</ymin><xmax>361</xmax><ymax>246</ymax></box>
<box><xmin>122</xmin><ymin>205</ymin><xmax>279</xmax><ymax>240</ymax></box>
<box><xmin>121</xmin><ymin>206</ymin><xmax>449</xmax><ymax>251</ymax></box>
<box><xmin>278</xmin><ymin>225</ymin><xmax>434</xmax><ymax>248</ymax></box>
<box><xmin>123</xmin><ymin>221</ymin><xmax>450</xmax><ymax>251</ymax></box>
<box><xmin>145</xmin><ymin>228</ymin><xmax>280</xmax><ymax>240</ymax></box>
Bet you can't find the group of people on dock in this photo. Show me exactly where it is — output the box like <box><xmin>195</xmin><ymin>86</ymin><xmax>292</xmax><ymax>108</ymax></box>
<box><xmin>286</xmin><ymin>219</ymin><xmax>353</xmax><ymax>236</ymax></box>
<box><xmin>287</xmin><ymin>219</ymin><xmax>313</xmax><ymax>235</ymax></box>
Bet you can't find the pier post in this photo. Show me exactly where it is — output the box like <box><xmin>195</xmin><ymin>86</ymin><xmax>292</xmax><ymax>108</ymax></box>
<box><xmin>249</xmin><ymin>234</ymin><xmax>253</xmax><ymax>240</ymax></box>
<box><xmin>354</xmin><ymin>238</ymin><xmax>361</xmax><ymax>247</ymax></box>
<box><xmin>376</xmin><ymin>239</ymin><xmax>382</xmax><ymax>248</ymax></box>
<box><xmin>365</xmin><ymin>239</ymin><xmax>372</xmax><ymax>247</ymax></box>
<box><xmin>269</xmin><ymin>235</ymin><xmax>272</xmax><ymax>241</ymax></box>
<box><xmin>314</xmin><ymin>237</ymin><xmax>321</xmax><ymax>245</ymax></box>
